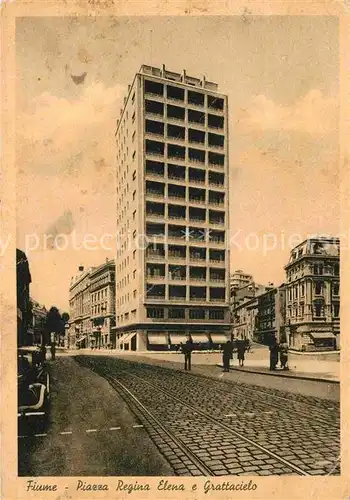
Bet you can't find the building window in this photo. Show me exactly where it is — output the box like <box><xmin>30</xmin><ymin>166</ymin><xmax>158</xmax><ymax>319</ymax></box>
<box><xmin>168</xmin><ymin>308</ymin><xmax>185</xmax><ymax>319</ymax></box>
<box><xmin>133</xmin><ymin>190</ymin><xmax>136</xmax><ymax>200</ymax></box>
<box><xmin>132</xmin><ymin>170</ymin><xmax>136</xmax><ymax>181</ymax></box>
<box><xmin>132</xmin><ymin>112</ymin><xmax>135</xmax><ymax>123</ymax></box>
<box><xmin>132</xmin><ymin>92</ymin><xmax>135</xmax><ymax>104</ymax></box>
<box><xmin>147</xmin><ymin>307</ymin><xmax>164</xmax><ymax>318</ymax></box>
<box><xmin>133</xmin><ymin>210</ymin><xmax>136</xmax><ymax>220</ymax></box>
<box><xmin>133</xmin><ymin>269</ymin><xmax>136</xmax><ymax>279</ymax></box>
<box><xmin>315</xmin><ymin>281</ymin><xmax>323</xmax><ymax>295</ymax></box>
<box><xmin>189</xmin><ymin>309</ymin><xmax>205</xmax><ymax>319</ymax></box>
<box><xmin>208</xmin><ymin>95</ymin><xmax>224</xmax><ymax>110</ymax></box>
<box><xmin>133</xmin><ymin>290</ymin><xmax>137</xmax><ymax>299</ymax></box>
<box><xmin>209</xmin><ymin>309</ymin><xmax>225</xmax><ymax>320</ymax></box>
<box><xmin>333</xmin><ymin>283</ymin><xmax>340</xmax><ymax>295</ymax></box>
<box><xmin>314</xmin><ymin>264</ymin><xmax>323</xmax><ymax>275</ymax></box>
<box><xmin>333</xmin><ymin>304</ymin><xmax>340</xmax><ymax>317</ymax></box>
<box><xmin>133</xmin><ymin>250</ymin><xmax>136</xmax><ymax>260</ymax></box>
<box><xmin>301</xmin><ymin>283</ymin><xmax>305</xmax><ymax>296</ymax></box>
<box><xmin>334</xmin><ymin>263</ymin><xmax>340</xmax><ymax>276</ymax></box>
<box><xmin>314</xmin><ymin>303</ymin><xmax>322</xmax><ymax>317</ymax></box>
<box><xmin>133</xmin><ymin>230</ymin><xmax>136</xmax><ymax>239</ymax></box>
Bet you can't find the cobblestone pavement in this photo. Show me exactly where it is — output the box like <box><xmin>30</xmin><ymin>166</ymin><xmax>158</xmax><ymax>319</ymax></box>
<box><xmin>75</xmin><ymin>356</ymin><xmax>340</xmax><ymax>477</ymax></box>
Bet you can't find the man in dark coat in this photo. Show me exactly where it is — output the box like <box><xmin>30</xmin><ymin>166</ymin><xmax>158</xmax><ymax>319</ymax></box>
<box><xmin>182</xmin><ymin>338</ymin><xmax>193</xmax><ymax>371</ymax></box>
<box><xmin>269</xmin><ymin>336</ymin><xmax>279</xmax><ymax>370</ymax></box>
<box><xmin>222</xmin><ymin>340</ymin><xmax>233</xmax><ymax>372</ymax></box>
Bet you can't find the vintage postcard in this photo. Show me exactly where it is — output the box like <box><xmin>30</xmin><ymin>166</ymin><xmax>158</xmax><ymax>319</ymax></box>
<box><xmin>1</xmin><ymin>1</ymin><xmax>349</xmax><ymax>499</ymax></box>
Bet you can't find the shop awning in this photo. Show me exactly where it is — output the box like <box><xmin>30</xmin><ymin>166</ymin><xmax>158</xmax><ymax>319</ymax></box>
<box><xmin>210</xmin><ymin>333</ymin><xmax>230</xmax><ymax>343</ymax></box>
<box><xmin>191</xmin><ymin>334</ymin><xmax>210</xmax><ymax>343</ymax></box>
<box><xmin>310</xmin><ymin>332</ymin><xmax>335</xmax><ymax>340</ymax></box>
<box><xmin>76</xmin><ymin>336</ymin><xmax>87</xmax><ymax>343</ymax></box>
<box><xmin>169</xmin><ymin>334</ymin><xmax>188</xmax><ymax>345</ymax></box>
<box><xmin>148</xmin><ymin>333</ymin><xmax>168</xmax><ymax>345</ymax></box>
<box><xmin>120</xmin><ymin>333</ymin><xmax>135</xmax><ymax>345</ymax></box>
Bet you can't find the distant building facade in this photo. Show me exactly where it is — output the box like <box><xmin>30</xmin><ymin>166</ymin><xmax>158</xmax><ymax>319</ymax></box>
<box><xmin>31</xmin><ymin>300</ymin><xmax>47</xmax><ymax>345</ymax></box>
<box><xmin>231</xmin><ymin>296</ymin><xmax>258</xmax><ymax>341</ymax></box>
<box><xmin>230</xmin><ymin>270</ymin><xmax>253</xmax><ymax>291</ymax></box>
<box><xmin>284</xmin><ymin>237</ymin><xmax>340</xmax><ymax>351</ymax></box>
<box><xmin>68</xmin><ymin>261</ymin><xmax>116</xmax><ymax>349</ymax></box>
<box><xmin>255</xmin><ymin>285</ymin><xmax>286</xmax><ymax>345</ymax></box>
<box><xmin>16</xmin><ymin>249</ymin><xmax>32</xmax><ymax>346</ymax></box>
<box><xmin>90</xmin><ymin>259</ymin><xmax>116</xmax><ymax>348</ymax></box>
<box><xmin>68</xmin><ymin>266</ymin><xmax>92</xmax><ymax>349</ymax></box>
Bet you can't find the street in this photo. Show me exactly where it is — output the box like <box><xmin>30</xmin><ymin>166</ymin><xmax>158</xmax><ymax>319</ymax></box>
<box><xmin>18</xmin><ymin>353</ymin><xmax>340</xmax><ymax>477</ymax></box>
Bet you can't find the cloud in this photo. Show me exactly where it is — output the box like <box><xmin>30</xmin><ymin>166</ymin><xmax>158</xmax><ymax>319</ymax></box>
<box><xmin>16</xmin><ymin>82</ymin><xmax>125</xmax><ymax>238</ymax></box>
<box><xmin>236</xmin><ymin>90</ymin><xmax>338</xmax><ymax>137</ymax></box>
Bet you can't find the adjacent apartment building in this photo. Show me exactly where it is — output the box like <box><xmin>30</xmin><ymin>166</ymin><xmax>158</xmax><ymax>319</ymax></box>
<box><xmin>115</xmin><ymin>64</ymin><xmax>230</xmax><ymax>351</ymax></box>
<box><xmin>68</xmin><ymin>260</ymin><xmax>116</xmax><ymax>348</ymax></box>
<box><xmin>284</xmin><ymin>237</ymin><xmax>340</xmax><ymax>351</ymax></box>
<box><xmin>90</xmin><ymin>259</ymin><xmax>116</xmax><ymax>347</ymax></box>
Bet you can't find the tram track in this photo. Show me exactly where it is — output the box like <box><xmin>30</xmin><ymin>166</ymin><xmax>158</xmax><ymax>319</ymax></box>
<box><xmin>122</xmin><ymin>360</ymin><xmax>339</xmax><ymax>428</ymax></box>
<box><xmin>75</xmin><ymin>356</ymin><xmax>340</xmax><ymax>476</ymax></box>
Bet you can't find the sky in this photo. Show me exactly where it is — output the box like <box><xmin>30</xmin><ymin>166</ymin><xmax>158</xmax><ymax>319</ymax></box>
<box><xmin>15</xmin><ymin>16</ymin><xmax>340</xmax><ymax>311</ymax></box>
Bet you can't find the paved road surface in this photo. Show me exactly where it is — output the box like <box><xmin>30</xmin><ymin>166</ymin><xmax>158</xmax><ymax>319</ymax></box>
<box><xmin>18</xmin><ymin>355</ymin><xmax>340</xmax><ymax>477</ymax></box>
<box><xmin>18</xmin><ymin>357</ymin><xmax>174</xmax><ymax>476</ymax></box>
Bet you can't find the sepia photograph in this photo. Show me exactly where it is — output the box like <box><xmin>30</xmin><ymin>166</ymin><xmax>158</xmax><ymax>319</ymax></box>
<box><xmin>12</xmin><ymin>11</ymin><xmax>343</xmax><ymax>489</ymax></box>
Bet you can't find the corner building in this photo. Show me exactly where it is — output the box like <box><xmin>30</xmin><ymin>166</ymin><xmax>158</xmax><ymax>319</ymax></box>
<box><xmin>115</xmin><ymin>65</ymin><xmax>231</xmax><ymax>351</ymax></box>
<box><xmin>284</xmin><ymin>238</ymin><xmax>340</xmax><ymax>351</ymax></box>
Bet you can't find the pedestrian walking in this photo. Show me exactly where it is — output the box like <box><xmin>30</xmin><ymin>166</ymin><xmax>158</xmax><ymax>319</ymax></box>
<box><xmin>50</xmin><ymin>341</ymin><xmax>56</xmax><ymax>361</ymax></box>
<box><xmin>279</xmin><ymin>338</ymin><xmax>289</xmax><ymax>370</ymax></box>
<box><xmin>222</xmin><ymin>340</ymin><xmax>233</xmax><ymax>372</ymax></box>
<box><xmin>237</xmin><ymin>339</ymin><xmax>246</xmax><ymax>367</ymax></box>
<box><xmin>245</xmin><ymin>338</ymin><xmax>251</xmax><ymax>353</ymax></box>
<box><xmin>269</xmin><ymin>337</ymin><xmax>279</xmax><ymax>370</ymax></box>
<box><xmin>182</xmin><ymin>338</ymin><xmax>193</xmax><ymax>371</ymax></box>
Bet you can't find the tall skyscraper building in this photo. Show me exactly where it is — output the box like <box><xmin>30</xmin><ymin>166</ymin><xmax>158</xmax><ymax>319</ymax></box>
<box><xmin>115</xmin><ymin>64</ymin><xmax>230</xmax><ymax>351</ymax></box>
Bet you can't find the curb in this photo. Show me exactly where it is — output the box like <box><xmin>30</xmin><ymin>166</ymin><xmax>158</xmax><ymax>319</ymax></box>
<box><xmin>216</xmin><ymin>364</ymin><xmax>339</xmax><ymax>384</ymax></box>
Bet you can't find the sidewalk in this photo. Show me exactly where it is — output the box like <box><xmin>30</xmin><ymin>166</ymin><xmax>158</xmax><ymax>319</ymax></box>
<box><xmin>65</xmin><ymin>347</ymin><xmax>339</xmax><ymax>383</ymax></box>
<box><xmin>219</xmin><ymin>358</ymin><xmax>339</xmax><ymax>383</ymax></box>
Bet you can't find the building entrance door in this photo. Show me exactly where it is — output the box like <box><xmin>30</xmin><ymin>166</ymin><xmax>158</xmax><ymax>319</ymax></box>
<box><xmin>131</xmin><ymin>335</ymin><xmax>137</xmax><ymax>351</ymax></box>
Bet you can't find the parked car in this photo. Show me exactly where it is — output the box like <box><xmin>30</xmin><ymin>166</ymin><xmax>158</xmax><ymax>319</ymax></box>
<box><xmin>18</xmin><ymin>346</ymin><xmax>50</xmax><ymax>433</ymax></box>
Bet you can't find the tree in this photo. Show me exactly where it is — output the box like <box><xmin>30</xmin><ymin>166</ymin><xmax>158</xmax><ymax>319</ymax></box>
<box><xmin>44</xmin><ymin>306</ymin><xmax>63</xmax><ymax>345</ymax></box>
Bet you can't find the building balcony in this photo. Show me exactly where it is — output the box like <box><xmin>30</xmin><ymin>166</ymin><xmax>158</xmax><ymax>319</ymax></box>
<box><xmin>146</xmin><ymin>252</ymin><xmax>165</xmax><ymax>261</ymax></box>
<box><xmin>169</xmin><ymin>296</ymin><xmax>187</xmax><ymax>301</ymax></box>
<box><xmin>189</xmin><ymin>296</ymin><xmax>207</xmax><ymax>302</ymax></box>
<box><xmin>168</xmin><ymin>258</ymin><xmax>186</xmax><ymax>267</ymax></box>
<box><xmin>209</xmin><ymin>259</ymin><xmax>226</xmax><ymax>267</ymax></box>
<box><xmin>189</xmin><ymin>277</ymin><xmax>207</xmax><ymax>283</ymax></box>
<box><xmin>146</xmin><ymin>212</ymin><xmax>165</xmax><ymax>221</ymax></box>
<box><xmin>146</xmin><ymin>190</ymin><xmax>164</xmax><ymax>199</ymax></box>
<box><xmin>189</xmin><ymin>197</ymin><xmax>206</xmax><ymax>205</ymax></box>
<box><xmin>168</xmin><ymin>174</ymin><xmax>186</xmax><ymax>183</ymax></box>
<box><xmin>146</xmin><ymin>295</ymin><xmax>166</xmax><ymax>301</ymax></box>
<box><xmin>190</xmin><ymin>257</ymin><xmax>207</xmax><ymax>264</ymax></box>
<box><xmin>146</xmin><ymin>275</ymin><xmax>166</xmax><ymax>282</ymax></box>
<box><xmin>209</xmin><ymin>219</ymin><xmax>225</xmax><ymax>227</ymax></box>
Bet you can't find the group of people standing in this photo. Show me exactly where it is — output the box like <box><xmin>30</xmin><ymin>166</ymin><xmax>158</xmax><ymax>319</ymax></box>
<box><xmin>222</xmin><ymin>338</ymin><xmax>250</xmax><ymax>372</ymax></box>
<box><xmin>179</xmin><ymin>335</ymin><xmax>289</xmax><ymax>373</ymax></box>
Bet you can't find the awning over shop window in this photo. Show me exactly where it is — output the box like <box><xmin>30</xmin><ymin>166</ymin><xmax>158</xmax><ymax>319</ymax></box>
<box><xmin>169</xmin><ymin>334</ymin><xmax>187</xmax><ymax>345</ymax></box>
<box><xmin>310</xmin><ymin>332</ymin><xmax>335</xmax><ymax>340</ymax></box>
<box><xmin>210</xmin><ymin>333</ymin><xmax>229</xmax><ymax>343</ymax></box>
<box><xmin>120</xmin><ymin>333</ymin><xmax>135</xmax><ymax>345</ymax></box>
<box><xmin>148</xmin><ymin>333</ymin><xmax>168</xmax><ymax>345</ymax></box>
<box><xmin>191</xmin><ymin>334</ymin><xmax>210</xmax><ymax>343</ymax></box>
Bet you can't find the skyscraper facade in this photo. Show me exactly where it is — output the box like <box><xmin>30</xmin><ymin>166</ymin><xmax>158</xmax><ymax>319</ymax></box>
<box><xmin>115</xmin><ymin>65</ymin><xmax>230</xmax><ymax>351</ymax></box>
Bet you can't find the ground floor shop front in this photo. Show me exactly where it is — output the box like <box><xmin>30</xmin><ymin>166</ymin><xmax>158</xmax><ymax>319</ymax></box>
<box><xmin>114</xmin><ymin>324</ymin><xmax>231</xmax><ymax>352</ymax></box>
